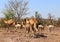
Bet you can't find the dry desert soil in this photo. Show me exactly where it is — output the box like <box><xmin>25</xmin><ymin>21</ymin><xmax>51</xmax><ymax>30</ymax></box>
<box><xmin>0</xmin><ymin>27</ymin><xmax>60</xmax><ymax>42</ymax></box>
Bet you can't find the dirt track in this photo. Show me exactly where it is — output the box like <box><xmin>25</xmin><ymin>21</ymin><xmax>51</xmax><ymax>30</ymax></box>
<box><xmin>0</xmin><ymin>27</ymin><xmax>60</xmax><ymax>42</ymax></box>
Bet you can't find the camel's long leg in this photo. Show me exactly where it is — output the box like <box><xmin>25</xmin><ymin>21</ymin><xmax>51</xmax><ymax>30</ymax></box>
<box><xmin>34</xmin><ymin>23</ymin><xmax>38</xmax><ymax>33</ymax></box>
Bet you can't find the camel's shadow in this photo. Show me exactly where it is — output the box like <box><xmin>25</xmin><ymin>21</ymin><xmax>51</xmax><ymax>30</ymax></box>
<box><xmin>33</xmin><ymin>33</ymin><xmax>47</xmax><ymax>38</ymax></box>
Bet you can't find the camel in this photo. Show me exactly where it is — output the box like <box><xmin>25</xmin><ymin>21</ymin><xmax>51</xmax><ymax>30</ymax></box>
<box><xmin>38</xmin><ymin>25</ymin><xmax>44</xmax><ymax>32</ymax></box>
<box><xmin>15</xmin><ymin>23</ymin><xmax>21</xmax><ymax>29</ymax></box>
<box><xmin>22</xmin><ymin>18</ymin><xmax>38</xmax><ymax>33</ymax></box>
<box><xmin>21</xmin><ymin>18</ymin><xmax>30</xmax><ymax>33</ymax></box>
<box><xmin>3</xmin><ymin>19</ymin><xmax>15</xmax><ymax>28</ymax></box>
<box><xmin>29</xmin><ymin>18</ymin><xmax>38</xmax><ymax>33</ymax></box>
<box><xmin>47</xmin><ymin>25</ymin><xmax>54</xmax><ymax>32</ymax></box>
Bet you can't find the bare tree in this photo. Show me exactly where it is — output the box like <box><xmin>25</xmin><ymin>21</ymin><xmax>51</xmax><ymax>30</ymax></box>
<box><xmin>5</xmin><ymin>0</ymin><xmax>29</xmax><ymax>21</ymax></box>
<box><xmin>48</xmin><ymin>13</ymin><xmax>54</xmax><ymax>25</ymax></box>
<box><xmin>57</xmin><ymin>18</ymin><xmax>60</xmax><ymax>26</ymax></box>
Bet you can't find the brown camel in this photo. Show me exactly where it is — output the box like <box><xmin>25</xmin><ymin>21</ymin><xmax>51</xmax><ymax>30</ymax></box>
<box><xmin>3</xmin><ymin>19</ymin><xmax>15</xmax><ymax>28</ymax></box>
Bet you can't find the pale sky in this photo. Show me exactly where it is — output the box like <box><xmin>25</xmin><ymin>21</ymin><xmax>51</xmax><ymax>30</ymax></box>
<box><xmin>0</xmin><ymin>0</ymin><xmax>60</xmax><ymax>19</ymax></box>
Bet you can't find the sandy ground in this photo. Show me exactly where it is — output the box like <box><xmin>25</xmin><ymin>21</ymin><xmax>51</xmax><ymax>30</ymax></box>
<box><xmin>0</xmin><ymin>27</ymin><xmax>60</xmax><ymax>42</ymax></box>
